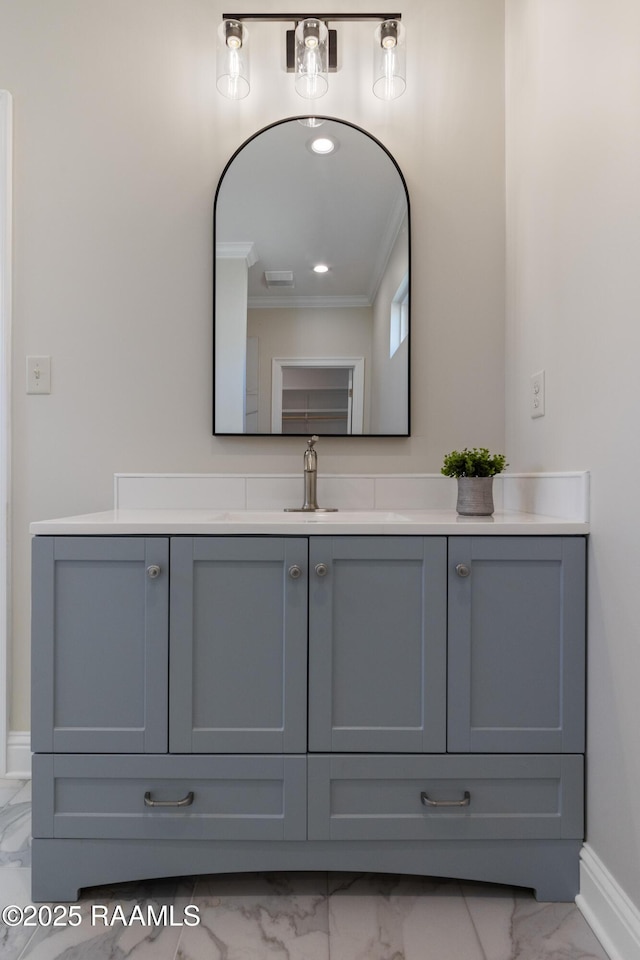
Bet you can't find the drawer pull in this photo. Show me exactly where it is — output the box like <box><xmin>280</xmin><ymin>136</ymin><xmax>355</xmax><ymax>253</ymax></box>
<box><xmin>144</xmin><ymin>791</ymin><xmax>194</xmax><ymax>808</ymax></box>
<box><xmin>315</xmin><ymin>563</ymin><xmax>328</xmax><ymax>577</ymax></box>
<box><xmin>455</xmin><ymin>563</ymin><xmax>471</xmax><ymax>578</ymax></box>
<box><xmin>146</xmin><ymin>564</ymin><xmax>161</xmax><ymax>580</ymax></box>
<box><xmin>288</xmin><ymin>564</ymin><xmax>302</xmax><ymax>579</ymax></box>
<box><xmin>421</xmin><ymin>790</ymin><xmax>471</xmax><ymax>808</ymax></box>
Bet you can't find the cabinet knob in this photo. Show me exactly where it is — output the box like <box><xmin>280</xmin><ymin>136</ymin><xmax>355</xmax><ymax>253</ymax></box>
<box><xmin>315</xmin><ymin>563</ymin><xmax>328</xmax><ymax>577</ymax></box>
<box><xmin>146</xmin><ymin>564</ymin><xmax>161</xmax><ymax>580</ymax></box>
<box><xmin>288</xmin><ymin>564</ymin><xmax>302</xmax><ymax>580</ymax></box>
<box><xmin>455</xmin><ymin>563</ymin><xmax>471</xmax><ymax>578</ymax></box>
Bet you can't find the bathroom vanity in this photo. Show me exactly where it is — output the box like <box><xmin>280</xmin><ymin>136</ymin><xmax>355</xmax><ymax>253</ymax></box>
<box><xmin>30</xmin><ymin>506</ymin><xmax>587</xmax><ymax>902</ymax></box>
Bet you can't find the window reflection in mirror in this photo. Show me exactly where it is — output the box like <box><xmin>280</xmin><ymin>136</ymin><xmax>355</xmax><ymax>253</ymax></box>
<box><xmin>214</xmin><ymin>117</ymin><xmax>410</xmax><ymax>436</ymax></box>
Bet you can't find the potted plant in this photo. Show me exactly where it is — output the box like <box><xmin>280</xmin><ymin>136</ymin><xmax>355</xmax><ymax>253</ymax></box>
<box><xmin>441</xmin><ymin>447</ymin><xmax>508</xmax><ymax>516</ymax></box>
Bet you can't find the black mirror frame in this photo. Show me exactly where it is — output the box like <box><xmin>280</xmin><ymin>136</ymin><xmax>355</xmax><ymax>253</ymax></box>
<box><xmin>213</xmin><ymin>115</ymin><xmax>411</xmax><ymax>438</ymax></box>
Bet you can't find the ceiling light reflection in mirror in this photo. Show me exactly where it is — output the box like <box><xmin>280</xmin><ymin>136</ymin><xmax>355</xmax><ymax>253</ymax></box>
<box><xmin>309</xmin><ymin>136</ymin><xmax>337</xmax><ymax>155</ymax></box>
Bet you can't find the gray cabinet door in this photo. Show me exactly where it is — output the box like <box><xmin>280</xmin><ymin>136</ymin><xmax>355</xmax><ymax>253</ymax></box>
<box><xmin>31</xmin><ymin>536</ymin><xmax>169</xmax><ymax>754</ymax></box>
<box><xmin>308</xmin><ymin>537</ymin><xmax>447</xmax><ymax>753</ymax></box>
<box><xmin>448</xmin><ymin>537</ymin><xmax>586</xmax><ymax>753</ymax></box>
<box><xmin>169</xmin><ymin>537</ymin><xmax>308</xmax><ymax>753</ymax></box>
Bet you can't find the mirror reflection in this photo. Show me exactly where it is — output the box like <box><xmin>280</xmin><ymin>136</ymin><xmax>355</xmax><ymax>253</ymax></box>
<box><xmin>214</xmin><ymin>117</ymin><xmax>410</xmax><ymax>435</ymax></box>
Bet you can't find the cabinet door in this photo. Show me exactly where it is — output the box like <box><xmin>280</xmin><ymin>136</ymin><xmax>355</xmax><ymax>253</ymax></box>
<box><xmin>31</xmin><ymin>536</ymin><xmax>169</xmax><ymax>754</ymax></box>
<box><xmin>308</xmin><ymin>537</ymin><xmax>447</xmax><ymax>753</ymax></box>
<box><xmin>448</xmin><ymin>537</ymin><xmax>585</xmax><ymax>753</ymax></box>
<box><xmin>169</xmin><ymin>537</ymin><xmax>307</xmax><ymax>753</ymax></box>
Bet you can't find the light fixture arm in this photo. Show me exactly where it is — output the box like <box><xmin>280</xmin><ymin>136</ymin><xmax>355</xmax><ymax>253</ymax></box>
<box><xmin>222</xmin><ymin>13</ymin><xmax>402</xmax><ymax>23</ymax></box>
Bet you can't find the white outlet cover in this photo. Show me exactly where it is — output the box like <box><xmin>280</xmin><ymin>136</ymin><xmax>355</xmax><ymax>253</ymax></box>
<box><xmin>531</xmin><ymin>369</ymin><xmax>545</xmax><ymax>418</ymax></box>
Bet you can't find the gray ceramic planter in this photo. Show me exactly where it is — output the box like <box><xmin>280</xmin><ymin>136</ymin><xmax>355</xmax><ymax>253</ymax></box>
<box><xmin>456</xmin><ymin>476</ymin><xmax>495</xmax><ymax>516</ymax></box>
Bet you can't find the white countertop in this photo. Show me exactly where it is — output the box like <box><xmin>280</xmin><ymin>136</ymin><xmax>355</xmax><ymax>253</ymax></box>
<box><xmin>30</xmin><ymin>509</ymin><xmax>590</xmax><ymax>536</ymax></box>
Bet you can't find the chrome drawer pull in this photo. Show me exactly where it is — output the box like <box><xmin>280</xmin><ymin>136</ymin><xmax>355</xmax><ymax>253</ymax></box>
<box><xmin>146</xmin><ymin>564</ymin><xmax>161</xmax><ymax>580</ymax></box>
<box><xmin>421</xmin><ymin>790</ymin><xmax>471</xmax><ymax>808</ymax></box>
<box><xmin>315</xmin><ymin>563</ymin><xmax>328</xmax><ymax>577</ymax></box>
<box><xmin>288</xmin><ymin>564</ymin><xmax>302</xmax><ymax>579</ymax></box>
<box><xmin>455</xmin><ymin>563</ymin><xmax>471</xmax><ymax>578</ymax></box>
<box><xmin>144</xmin><ymin>791</ymin><xmax>194</xmax><ymax>808</ymax></box>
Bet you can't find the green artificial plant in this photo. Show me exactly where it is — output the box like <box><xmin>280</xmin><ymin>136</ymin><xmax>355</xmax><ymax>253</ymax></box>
<box><xmin>441</xmin><ymin>447</ymin><xmax>508</xmax><ymax>479</ymax></box>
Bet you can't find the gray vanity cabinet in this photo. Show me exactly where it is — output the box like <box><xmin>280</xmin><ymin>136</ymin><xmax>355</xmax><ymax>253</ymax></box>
<box><xmin>308</xmin><ymin>536</ymin><xmax>447</xmax><ymax>752</ymax></box>
<box><xmin>31</xmin><ymin>536</ymin><xmax>169</xmax><ymax>755</ymax></box>
<box><xmin>448</xmin><ymin>537</ymin><xmax>586</xmax><ymax>754</ymax></box>
<box><xmin>31</xmin><ymin>531</ymin><xmax>587</xmax><ymax>903</ymax></box>
<box><xmin>169</xmin><ymin>537</ymin><xmax>308</xmax><ymax>753</ymax></box>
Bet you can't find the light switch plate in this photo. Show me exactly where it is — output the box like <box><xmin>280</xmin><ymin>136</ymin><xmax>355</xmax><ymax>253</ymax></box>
<box><xmin>26</xmin><ymin>356</ymin><xmax>51</xmax><ymax>394</ymax></box>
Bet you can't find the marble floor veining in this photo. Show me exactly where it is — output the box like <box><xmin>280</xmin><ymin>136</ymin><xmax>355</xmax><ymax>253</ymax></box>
<box><xmin>0</xmin><ymin>779</ymin><xmax>611</xmax><ymax>960</ymax></box>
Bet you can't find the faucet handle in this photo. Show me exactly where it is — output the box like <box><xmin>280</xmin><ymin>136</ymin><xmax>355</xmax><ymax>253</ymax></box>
<box><xmin>307</xmin><ymin>435</ymin><xmax>319</xmax><ymax>448</ymax></box>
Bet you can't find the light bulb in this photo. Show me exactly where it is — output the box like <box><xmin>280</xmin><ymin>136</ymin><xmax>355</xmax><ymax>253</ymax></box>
<box><xmin>380</xmin><ymin>21</ymin><xmax>398</xmax><ymax>49</ymax></box>
<box><xmin>224</xmin><ymin>20</ymin><xmax>243</xmax><ymax>50</ymax></box>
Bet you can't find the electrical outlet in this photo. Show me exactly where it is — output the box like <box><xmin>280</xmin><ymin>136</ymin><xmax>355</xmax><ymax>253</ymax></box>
<box><xmin>26</xmin><ymin>356</ymin><xmax>51</xmax><ymax>394</ymax></box>
<box><xmin>531</xmin><ymin>369</ymin><xmax>545</xmax><ymax>418</ymax></box>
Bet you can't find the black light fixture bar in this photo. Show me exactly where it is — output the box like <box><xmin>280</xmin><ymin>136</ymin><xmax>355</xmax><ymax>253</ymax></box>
<box><xmin>223</xmin><ymin>13</ymin><xmax>401</xmax><ymax>22</ymax></box>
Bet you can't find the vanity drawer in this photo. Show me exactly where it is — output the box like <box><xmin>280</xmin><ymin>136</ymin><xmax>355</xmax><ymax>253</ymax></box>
<box><xmin>33</xmin><ymin>754</ymin><xmax>307</xmax><ymax>841</ymax></box>
<box><xmin>307</xmin><ymin>754</ymin><xmax>583</xmax><ymax>841</ymax></box>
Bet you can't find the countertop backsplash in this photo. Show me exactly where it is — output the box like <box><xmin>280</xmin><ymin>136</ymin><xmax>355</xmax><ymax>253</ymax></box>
<box><xmin>113</xmin><ymin>471</ymin><xmax>590</xmax><ymax>521</ymax></box>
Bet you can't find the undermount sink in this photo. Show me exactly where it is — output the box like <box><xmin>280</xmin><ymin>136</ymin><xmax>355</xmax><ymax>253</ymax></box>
<box><xmin>288</xmin><ymin>511</ymin><xmax>411</xmax><ymax>522</ymax></box>
<box><xmin>217</xmin><ymin>511</ymin><xmax>411</xmax><ymax>523</ymax></box>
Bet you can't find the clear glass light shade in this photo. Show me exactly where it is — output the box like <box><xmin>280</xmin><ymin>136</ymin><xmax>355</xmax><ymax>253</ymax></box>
<box><xmin>373</xmin><ymin>19</ymin><xmax>406</xmax><ymax>100</ymax></box>
<box><xmin>217</xmin><ymin>20</ymin><xmax>250</xmax><ymax>100</ymax></box>
<box><xmin>298</xmin><ymin>117</ymin><xmax>325</xmax><ymax>128</ymax></box>
<box><xmin>294</xmin><ymin>19</ymin><xmax>329</xmax><ymax>100</ymax></box>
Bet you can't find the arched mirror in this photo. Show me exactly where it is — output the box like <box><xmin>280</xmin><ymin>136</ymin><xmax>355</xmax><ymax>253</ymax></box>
<box><xmin>214</xmin><ymin>117</ymin><xmax>410</xmax><ymax>436</ymax></box>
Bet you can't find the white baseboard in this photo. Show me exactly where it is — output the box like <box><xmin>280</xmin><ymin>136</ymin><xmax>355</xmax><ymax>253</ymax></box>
<box><xmin>577</xmin><ymin>844</ymin><xmax>640</xmax><ymax>960</ymax></box>
<box><xmin>5</xmin><ymin>731</ymin><xmax>31</xmax><ymax>779</ymax></box>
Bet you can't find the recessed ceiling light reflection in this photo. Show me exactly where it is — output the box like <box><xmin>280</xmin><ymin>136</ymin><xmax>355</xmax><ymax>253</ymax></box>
<box><xmin>313</xmin><ymin>264</ymin><xmax>330</xmax><ymax>274</ymax></box>
<box><xmin>309</xmin><ymin>136</ymin><xmax>337</xmax><ymax>155</ymax></box>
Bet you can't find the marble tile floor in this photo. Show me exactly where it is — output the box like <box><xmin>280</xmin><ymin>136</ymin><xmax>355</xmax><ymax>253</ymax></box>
<box><xmin>0</xmin><ymin>778</ymin><xmax>611</xmax><ymax>960</ymax></box>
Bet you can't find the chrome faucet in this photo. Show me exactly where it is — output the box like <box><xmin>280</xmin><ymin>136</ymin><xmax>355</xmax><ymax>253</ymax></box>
<box><xmin>302</xmin><ymin>435</ymin><xmax>320</xmax><ymax>511</ymax></box>
<box><xmin>285</xmin><ymin>435</ymin><xmax>337</xmax><ymax>513</ymax></box>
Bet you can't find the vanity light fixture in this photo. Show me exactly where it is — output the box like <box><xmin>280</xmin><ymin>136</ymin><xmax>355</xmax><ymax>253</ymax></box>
<box><xmin>218</xmin><ymin>13</ymin><xmax>405</xmax><ymax>101</ymax></box>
